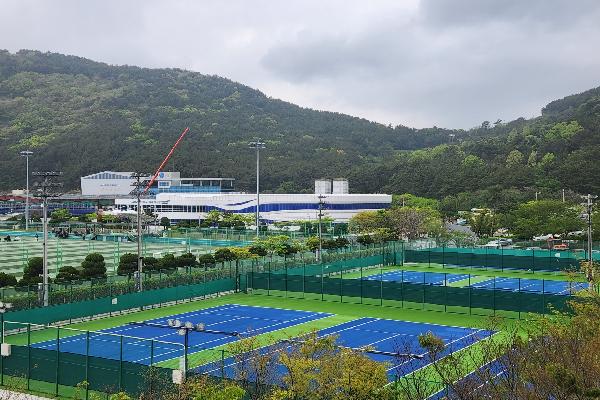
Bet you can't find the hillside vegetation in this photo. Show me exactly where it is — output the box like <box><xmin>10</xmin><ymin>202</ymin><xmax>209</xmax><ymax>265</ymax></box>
<box><xmin>0</xmin><ymin>50</ymin><xmax>599</xmax><ymax>211</ymax></box>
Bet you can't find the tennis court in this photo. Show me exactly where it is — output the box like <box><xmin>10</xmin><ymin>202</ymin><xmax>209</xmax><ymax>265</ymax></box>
<box><xmin>31</xmin><ymin>304</ymin><xmax>331</xmax><ymax>364</ymax></box>
<box><xmin>471</xmin><ymin>277</ymin><xmax>588</xmax><ymax>294</ymax></box>
<box><xmin>196</xmin><ymin>317</ymin><xmax>494</xmax><ymax>381</ymax></box>
<box><xmin>363</xmin><ymin>269</ymin><xmax>587</xmax><ymax>295</ymax></box>
<box><xmin>364</xmin><ymin>270</ymin><xmax>470</xmax><ymax>285</ymax></box>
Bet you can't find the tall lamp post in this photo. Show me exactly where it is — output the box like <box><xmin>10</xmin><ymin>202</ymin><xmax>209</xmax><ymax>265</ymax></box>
<box><xmin>131</xmin><ymin>173</ymin><xmax>148</xmax><ymax>292</ymax></box>
<box><xmin>19</xmin><ymin>151</ymin><xmax>33</xmax><ymax>230</ymax></box>
<box><xmin>32</xmin><ymin>171</ymin><xmax>62</xmax><ymax>307</ymax></box>
<box><xmin>249</xmin><ymin>140</ymin><xmax>266</xmax><ymax>237</ymax></box>
<box><xmin>317</xmin><ymin>195</ymin><xmax>326</xmax><ymax>262</ymax></box>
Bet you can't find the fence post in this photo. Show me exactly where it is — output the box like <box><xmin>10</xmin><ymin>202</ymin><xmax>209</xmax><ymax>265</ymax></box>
<box><xmin>360</xmin><ymin>266</ymin><xmax>363</xmax><ymax>304</ymax></box>
<box><xmin>321</xmin><ymin>263</ymin><xmax>324</xmax><ymax>302</ymax></box>
<box><xmin>340</xmin><ymin>266</ymin><xmax>343</xmax><ymax>303</ymax></box>
<box><xmin>380</xmin><ymin>267</ymin><xmax>383</xmax><ymax>306</ymax></box>
<box><xmin>119</xmin><ymin>335</ymin><xmax>123</xmax><ymax>393</ymax></box>
<box><xmin>444</xmin><ymin>273</ymin><xmax>447</xmax><ymax>313</ymax></box>
<box><xmin>85</xmin><ymin>331</ymin><xmax>90</xmax><ymax>400</ymax></box>
<box><xmin>27</xmin><ymin>324</ymin><xmax>31</xmax><ymax>391</ymax></box>
<box><xmin>302</xmin><ymin>262</ymin><xmax>306</xmax><ymax>299</ymax></box>
<box><xmin>267</xmin><ymin>262</ymin><xmax>271</xmax><ymax>296</ymax></box>
<box><xmin>468</xmin><ymin>274</ymin><xmax>472</xmax><ymax>315</ymax></box>
<box><xmin>55</xmin><ymin>327</ymin><xmax>60</xmax><ymax>396</ymax></box>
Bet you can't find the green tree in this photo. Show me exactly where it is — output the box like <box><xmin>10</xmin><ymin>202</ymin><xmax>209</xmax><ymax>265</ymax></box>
<box><xmin>213</xmin><ymin>248</ymin><xmax>236</xmax><ymax>263</ymax></box>
<box><xmin>198</xmin><ymin>253</ymin><xmax>216</xmax><ymax>266</ymax></box>
<box><xmin>80</xmin><ymin>253</ymin><xmax>107</xmax><ymax>279</ymax></box>
<box><xmin>50</xmin><ymin>208</ymin><xmax>72</xmax><ymax>223</ymax></box>
<box><xmin>55</xmin><ymin>266</ymin><xmax>81</xmax><ymax>283</ymax></box>
<box><xmin>19</xmin><ymin>257</ymin><xmax>43</xmax><ymax>286</ymax></box>
<box><xmin>117</xmin><ymin>253</ymin><xmax>138</xmax><ymax>277</ymax></box>
<box><xmin>159</xmin><ymin>253</ymin><xmax>177</xmax><ymax>270</ymax></box>
<box><xmin>509</xmin><ymin>200</ymin><xmax>584</xmax><ymax>239</ymax></box>
<box><xmin>348</xmin><ymin>210</ymin><xmax>387</xmax><ymax>234</ymax></box>
<box><xmin>143</xmin><ymin>256</ymin><xmax>160</xmax><ymax>272</ymax></box>
<box><xmin>270</xmin><ymin>331</ymin><xmax>390</xmax><ymax>400</ymax></box>
<box><xmin>387</xmin><ymin>207</ymin><xmax>442</xmax><ymax>240</ymax></box>
<box><xmin>248</xmin><ymin>243</ymin><xmax>268</xmax><ymax>257</ymax></box>
<box><xmin>305</xmin><ymin>236</ymin><xmax>321</xmax><ymax>252</ymax></box>
<box><xmin>160</xmin><ymin>217</ymin><xmax>170</xmax><ymax>230</ymax></box>
<box><xmin>0</xmin><ymin>272</ymin><xmax>17</xmax><ymax>287</ymax></box>
<box><xmin>469</xmin><ymin>209</ymin><xmax>498</xmax><ymax>237</ymax></box>
<box><xmin>176</xmin><ymin>252</ymin><xmax>197</xmax><ymax>268</ymax></box>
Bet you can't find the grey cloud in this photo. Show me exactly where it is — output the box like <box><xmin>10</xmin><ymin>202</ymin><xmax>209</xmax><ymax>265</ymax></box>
<box><xmin>1</xmin><ymin>0</ymin><xmax>600</xmax><ymax>128</ymax></box>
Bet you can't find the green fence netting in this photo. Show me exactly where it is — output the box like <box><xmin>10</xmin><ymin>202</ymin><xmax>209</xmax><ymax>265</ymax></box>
<box><xmin>247</xmin><ymin>270</ymin><xmax>575</xmax><ymax>317</ymax></box>
<box><xmin>404</xmin><ymin>247</ymin><xmax>582</xmax><ymax>272</ymax></box>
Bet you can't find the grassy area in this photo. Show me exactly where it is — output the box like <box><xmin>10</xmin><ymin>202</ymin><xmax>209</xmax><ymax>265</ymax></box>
<box><xmin>339</xmin><ymin>263</ymin><xmax>584</xmax><ymax>282</ymax></box>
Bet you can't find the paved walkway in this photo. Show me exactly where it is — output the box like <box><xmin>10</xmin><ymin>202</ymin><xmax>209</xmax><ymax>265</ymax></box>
<box><xmin>0</xmin><ymin>390</ymin><xmax>50</xmax><ymax>400</ymax></box>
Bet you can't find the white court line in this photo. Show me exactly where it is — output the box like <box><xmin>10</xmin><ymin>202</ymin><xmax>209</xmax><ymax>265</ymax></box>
<box><xmin>132</xmin><ymin>310</ymin><xmax>331</xmax><ymax>364</ymax></box>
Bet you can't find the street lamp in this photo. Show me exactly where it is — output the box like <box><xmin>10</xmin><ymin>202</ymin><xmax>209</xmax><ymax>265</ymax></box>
<box><xmin>32</xmin><ymin>171</ymin><xmax>62</xmax><ymax>307</ymax></box>
<box><xmin>168</xmin><ymin>319</ymin><xmax>208</xmax><ymax>379</ymax></box>
<box><xmin>249</xmin><ymin>140</ymin><xmax>266</xmax><ymax>237</ymax></box>
<box><xmin>19</xmin><ymin>151</ymin><xmax>33</xmax><ymax>230</ymax></box>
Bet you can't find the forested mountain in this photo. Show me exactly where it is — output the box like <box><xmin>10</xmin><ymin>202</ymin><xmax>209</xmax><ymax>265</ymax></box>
<box><xmin>0</xmin><ymin>50</ymin><xmax>599</xmax><ymax>211</ymax></box>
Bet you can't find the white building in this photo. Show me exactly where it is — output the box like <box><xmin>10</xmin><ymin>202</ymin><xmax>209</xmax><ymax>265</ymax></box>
<box><xmin>114</xmin><ymin>192</ymin><xmax>391</xmax><ymax>223</ymax></box>
<box><xmin>81</xmin><ymin>171</ymin><xmax>235</xmax><ymax>196</ymax></box>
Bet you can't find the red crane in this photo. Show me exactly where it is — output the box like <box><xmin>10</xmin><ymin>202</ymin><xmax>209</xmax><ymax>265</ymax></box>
<box><xmin>143</xmin><ymin>127</ymin><xmax>190</xmax><ymax>194</ymax></box>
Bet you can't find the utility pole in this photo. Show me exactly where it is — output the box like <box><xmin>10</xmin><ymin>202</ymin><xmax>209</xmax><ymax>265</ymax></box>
<box><xmin>317</xmin><ymin>194</ymin><xmax>326</xmax><ymax>262</ymax></box>
<box><xmin>249</xmin><ymin>139</ymin><xmax>266</xmax><ymax>238</ymax></box>
<box><xmin>582</xmin><ymin>194</ymin><xmax>597</xmax><ymax>282</ymax></box>
<box><xmin>32</xmin><ymin>171</ymin><xmax>62</xmax><ymax>307</ymax></box>
<box><xmin>562</xmin><ymin>189</ymin><xmax>566</xmax><ymax>203</ymax></box>
<box><xmin>131</xmin><ymin>173</ymin><xmax>148</xmax><ymax>292</ymax></box>
<box><xmin>20</xmin><ymin>151</ymin><xmax>33</xmax><ymax>230</ymax></box>
<box><xmin>535</xmin><ymin>191</ymin><xmax>540</xmax><ymax>201</ymax></box>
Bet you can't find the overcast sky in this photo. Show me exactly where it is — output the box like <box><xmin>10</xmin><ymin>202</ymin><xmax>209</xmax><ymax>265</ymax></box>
<box><xmin>2</xmin><ymin>0</ymin><xmax>600</xmax><ymax>128</ymax></box>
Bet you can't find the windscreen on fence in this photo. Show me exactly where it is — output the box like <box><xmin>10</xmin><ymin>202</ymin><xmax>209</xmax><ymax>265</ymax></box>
<box><xmin>247</xmin><ymin>268</ymin><xmax>584</xmax><ymax>317</ymax></box>
<box><xmin>0</xmin><ymin>322</ymin><xmax>177</xmax><ymax>398</ymax></box>
<box><xmin>404</xmin><ymin>247</ymin><xmax>583</xmax><ymax>272</ymax></box>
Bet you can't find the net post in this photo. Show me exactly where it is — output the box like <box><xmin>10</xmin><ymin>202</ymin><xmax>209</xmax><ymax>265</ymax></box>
<box><xmin>221</xmin><ymin>349</ymin><xmax>225</xmax><ymax>378</ymax></box>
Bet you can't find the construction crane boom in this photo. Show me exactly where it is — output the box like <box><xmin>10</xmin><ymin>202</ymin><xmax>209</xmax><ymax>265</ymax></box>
<box><xmin>143</xmin><ymin>127</ymin><xmax>190</xmax><ymax>194</ymax></box>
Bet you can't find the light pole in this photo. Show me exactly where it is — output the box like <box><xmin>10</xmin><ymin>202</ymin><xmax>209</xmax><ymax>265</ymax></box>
<box><xmin>317</xmin><ymin>195</ymin><xmax>326</xmax><ymax>262</ymax></box>
<box><xmin>19</xmin><ymin>151</ymin><xmax>33</xmax><ymax>230</ymax></box>
<box><xmin>131</xmin><ymin>173</ymin><xmax>148</xmax><ymax>292</ymax></box>
<box><xmin>32</xmin><ymin>172</ymin><xmax>62</xmax><ymax>307</ymax></box>
<box><xmin>582</xmin><ymin>194</ymin><xmax>597</xmax><ymax>282</ymax></box>
<box><xmin>249</xmin><ymin>140</ymin><xmax>266</xmax><ymax>237</ymax></box>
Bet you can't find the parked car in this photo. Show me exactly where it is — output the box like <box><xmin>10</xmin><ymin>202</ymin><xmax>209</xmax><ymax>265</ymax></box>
<box><xmin>533</xmin><ymin>234</ymin><xmax>559</xmax><ymax>241</ymax></box>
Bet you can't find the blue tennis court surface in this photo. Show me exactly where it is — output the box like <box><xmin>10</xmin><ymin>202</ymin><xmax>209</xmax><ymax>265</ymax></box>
<box><xmin>195</xmin><ymin>317</ymin><xmax>494</xmax><ymax>382</ymax></box>
<box><xmin>428</xmin><ymin>359</ymin><xmax>507</xmax><ymax>399</ymax></box>
<box><xmin>365</xmin><ymin>270</ymin><xmax>469</xmax><ymax>285</ymax></box>
<box><xmin>471</xmin><ymin>277</ymin><xmax>588</xmax><ymax>294</ymax></box>
<box><xmin>31</xmin><ymin>304</ymin><xmax>331</xmax><ymax>365</ymax></box>
<box><xmin>364</xmin><ymin>270</ymin><xmax>587</xmax><ymax>294</ymax></box>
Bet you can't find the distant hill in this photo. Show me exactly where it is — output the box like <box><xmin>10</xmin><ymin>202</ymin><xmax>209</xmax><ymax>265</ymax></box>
<box><xmin>0</xmin><ymin>50</ymin><xmax>459</xmax><ymax>193</ymax></box>
<box><xmin>0</xmin><ymin>50</ymin><xmax>598</xmax><ymax>211</ymax></box>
